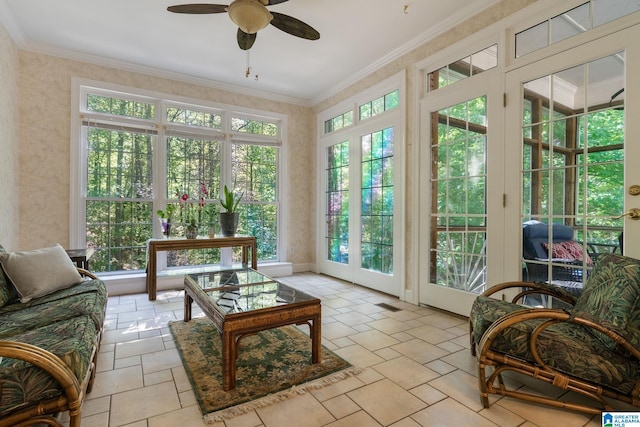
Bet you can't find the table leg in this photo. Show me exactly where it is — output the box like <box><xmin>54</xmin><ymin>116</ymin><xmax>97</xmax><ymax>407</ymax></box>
<box><xmin>147</xmin><ymin>247</ymin><xmax>157</xmax><ymax>301</ymax></box>
<box><xmin>184</xmin><ymin>293</ymin><xmax>192</xmax><ymax>321</ymax></box>
<box><xmin>241</xmin><ymin>245</ymin><xmax>248</xmax><ymax>267</ymax></box>
<box><xmin>222</xmin><ymin>331</ymin><xmax>237</xmax><ymax>391</ymax></box>
<box><xmin>311</xmin><ymin>313</ymin><xmax>322</xmax><ymax>364</ymax></box>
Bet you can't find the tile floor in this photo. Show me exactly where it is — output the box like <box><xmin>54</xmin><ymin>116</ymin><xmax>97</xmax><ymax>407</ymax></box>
<box><xmin>72</xmin><ymin>273</ymin><xmax>614</xmax><ymax>427</ymax></box>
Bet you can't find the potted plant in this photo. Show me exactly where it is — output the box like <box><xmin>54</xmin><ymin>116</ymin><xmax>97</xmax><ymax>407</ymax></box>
<box><xmin>157</xmin><ymin>204</ymin><xmax>176</xmax><ymax>237</ymax></box>
<box><xmin>219</xmin><ymin>185</ymin><xmax>243</xmax><ymax>236</ymax></box>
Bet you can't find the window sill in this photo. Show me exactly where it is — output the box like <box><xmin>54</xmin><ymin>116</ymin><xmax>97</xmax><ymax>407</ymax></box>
<box><xmin>97</xmin><ymin>262</ymin><xmax>293</xmax><ymax>296</ymax></box>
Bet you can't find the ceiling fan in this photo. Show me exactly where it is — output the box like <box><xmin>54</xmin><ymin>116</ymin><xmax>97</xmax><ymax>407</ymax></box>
<box><xmin>167</xmin><ymin>0</ymin><xmax>320</xmax><ymax>50</ymax></box>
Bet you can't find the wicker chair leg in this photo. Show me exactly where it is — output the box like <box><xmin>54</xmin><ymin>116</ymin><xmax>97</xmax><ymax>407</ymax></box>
<box><xmin>477</xmin><ymin>361</ymin><xmax>491</xmax><ymax>408</ymax></box>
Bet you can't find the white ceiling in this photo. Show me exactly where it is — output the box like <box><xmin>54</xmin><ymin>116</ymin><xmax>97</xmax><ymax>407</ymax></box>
<box><xmin>0</xmin><ymin>0</ymin><xmax>498</xmax><ymax>104</ymax></box>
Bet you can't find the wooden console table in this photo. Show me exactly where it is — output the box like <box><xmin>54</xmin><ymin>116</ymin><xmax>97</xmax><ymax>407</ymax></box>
<box><xmin>145</xmin><ymin>236</ymin><xmax>257</xmax><ymax>301</ymax></box>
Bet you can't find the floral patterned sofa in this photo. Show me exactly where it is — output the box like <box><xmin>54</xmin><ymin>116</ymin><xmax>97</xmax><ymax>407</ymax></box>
<box><xmin>469</xmin><ymin>253</ymin><xmax>640</xmax><ymax>414</ymax></box>
<box><xmin>0</xmin><ymin>244</ymin><xmax>107</xmax><ymax>427</ymax></box>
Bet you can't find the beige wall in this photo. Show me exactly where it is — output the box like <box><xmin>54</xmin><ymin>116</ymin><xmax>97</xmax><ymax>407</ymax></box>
<box><xmin>0</xmin><ymin>19</ymin><xmax>19</xmax><ymax>250</ymax></box>
<box><xmin>3</xmin><ymin>0</ymin><xmax>533</xmax><ymax>271</ymax></box>
<box><xmin>15</xmin><ymin>52</ymin><xmax>316</xmax><ymax>265</ymax></box>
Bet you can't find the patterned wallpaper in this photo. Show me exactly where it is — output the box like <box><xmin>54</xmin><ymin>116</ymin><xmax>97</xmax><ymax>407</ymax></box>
<box><xmin>0</xmin><ymin>20</ymin><xmax>19</xmax><ymax>250</ymax></box>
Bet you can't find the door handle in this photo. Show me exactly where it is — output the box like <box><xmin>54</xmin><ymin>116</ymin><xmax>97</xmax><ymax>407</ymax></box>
<box><xmin>613</xmin><ymin>208</ymin><xmax>640</xmax><ymax>220</ymax></box>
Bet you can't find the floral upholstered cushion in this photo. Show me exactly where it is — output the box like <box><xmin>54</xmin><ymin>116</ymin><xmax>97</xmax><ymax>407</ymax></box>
<box><xmin>572</xmin><ymin>254</ymin><xmax>640</xmax><ymax>350</ymax></box>
<box><xmin>0</xmin><ymin>279</ymin><xmax>107</xmax><ymax>339</ymax></box>
<box><xmin>470</xmin><ymin>295</ymin><xmax>640</xmax><ymax>396</ymax></box>
<box><xmin>0</xmin><ymin>244</ymin><xmax>82</xmax><ymax>303</ymax></box>
<box><xmin>0</xmin><ymin>315</ymin><xmax>98</xmax><ymax>417</ymax></box>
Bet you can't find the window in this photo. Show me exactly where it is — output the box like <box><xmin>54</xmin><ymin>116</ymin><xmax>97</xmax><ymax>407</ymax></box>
<box><xmin>324</xmin><ymin>111</ymin><xmax>354</xmax><ymax>134</ymax></box>
<box><xmin>427</xmin><ymin>45</ymin><xmax>498</xmax><ymax>91</ymax></box>
<box><xmin>75</xmin><ymin>83</ymin><xmax>283</xmax><ymax>274</ymax></box>
<box><xmin>515</xmin><ymin>1</ymin><xmax>640</xmax><ymax>57</ymax></box>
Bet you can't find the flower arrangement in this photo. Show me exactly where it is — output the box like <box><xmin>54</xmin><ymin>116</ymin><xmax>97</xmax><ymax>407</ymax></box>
<box><xmin>157</xmin><ymin>182</ymin><xmax>212</xmax><ymax>238</ymax></box>
<box><xmin>178</xmin><ymin>182</ymin><xmax>209</xmax><ymax>227</ymax></box>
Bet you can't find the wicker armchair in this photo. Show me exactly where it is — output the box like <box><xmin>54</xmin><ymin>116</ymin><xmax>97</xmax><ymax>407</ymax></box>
<box><xmin>469</xmin><ymin>254</ymin><xmax>640</xmax><ymax>414</ymax></box>
<box><xmin>0</xmin><ymin>268</ymin><xmax>106</xmax><ymax>427</ymax></box>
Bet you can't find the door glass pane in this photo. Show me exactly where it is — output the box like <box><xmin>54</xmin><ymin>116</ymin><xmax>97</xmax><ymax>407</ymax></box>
<box><xmin>361</xmin><ymin>127</ymin><xmax>394</xmax><ymax>274</ymax></box>
<box><xmin>431</xmin><ymin>97</ymin><xmax>487</xmax><ymax>293</ymax></box>
<box><xmin>521</xmin><ymin>52</ymin><xmax>624</xmax><ymax>290</ymax></box>
<box><xmin>326</xmin><ymin>141</ymin><xmax>349</xmax><ymax>264</ymax></box>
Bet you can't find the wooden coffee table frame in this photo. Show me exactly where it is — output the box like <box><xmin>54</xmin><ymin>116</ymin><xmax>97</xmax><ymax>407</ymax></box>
<box><xmin>183</xmin><ymin>271</ymin><xmax>322</xmax><ymax>391</ymax></box>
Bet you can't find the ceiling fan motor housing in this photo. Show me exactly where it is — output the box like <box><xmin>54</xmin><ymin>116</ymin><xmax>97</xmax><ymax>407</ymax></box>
<box><xmin>227</xmin><ymin>0</ymin><xmax>273</xmax><ymax>34</ymax></box>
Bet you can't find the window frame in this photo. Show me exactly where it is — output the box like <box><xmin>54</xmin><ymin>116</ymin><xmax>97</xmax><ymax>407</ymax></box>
<box><xmin>71</xmin><ymin>78</ymin><xmax>287</xmax><ymax>275</ymax></box>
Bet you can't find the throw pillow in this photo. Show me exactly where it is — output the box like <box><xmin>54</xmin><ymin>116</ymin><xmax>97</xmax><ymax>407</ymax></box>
<box><xmin>573</xmin><ymin>254</ymin><xmax>640</xmax><ymax>350</ymax></box>
<box><xmin>0</xmin><ymin>244</ymin><xmax>83</xmax><ymax>303</ymax></box>
<box><xmin>542</xmin><ymin>241</ymin><xmax>594</xmax><ymax>265</ymax></box>
<box><xmin>0</xmin><ymin>244</ymin><xmax>19</xmax><ymax>307</ymax></box>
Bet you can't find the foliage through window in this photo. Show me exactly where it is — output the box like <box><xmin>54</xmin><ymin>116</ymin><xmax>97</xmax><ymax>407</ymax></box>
<box><xmin>427</xmin><ymin>45</ymin><xmax>498</xmax><ymax>92</ymax></box>
<box><xmin>79</xmin><ymin>86</ymin><xmax>282</xmax><ymax>273</ymax></box>
<box><xmin>359</xmin><ymin>90</ymin><xmax>399</xmax><ymax>120</ymax></box>
<box><xmin>324</xmin><ymin>111</ymin><xmax>353</xmax><ymax>135</ymax></box>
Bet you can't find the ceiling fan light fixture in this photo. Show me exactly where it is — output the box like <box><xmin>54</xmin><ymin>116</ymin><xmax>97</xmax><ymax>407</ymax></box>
<box><xmin>227</xmin><ymin>0</ymin><xmax>273</xmax><ymax>34</ymax></box>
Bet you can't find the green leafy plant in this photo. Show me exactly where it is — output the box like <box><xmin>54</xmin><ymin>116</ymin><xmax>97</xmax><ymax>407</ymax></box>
<box><xmin>220</xmin><ymin>185</ymin><xmax>243</xmax><ymax>213</ymax></box>
<box><xmin>156</xmin><ymin>203</ymin><xmax>176</xmax><ymax>220</ymax></box>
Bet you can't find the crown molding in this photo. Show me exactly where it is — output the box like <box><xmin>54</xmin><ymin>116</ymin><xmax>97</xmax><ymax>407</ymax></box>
<box><xmin>311</xmin><ymin>0</ymin><xmax>501</xmax><ymax>106</ymax></box>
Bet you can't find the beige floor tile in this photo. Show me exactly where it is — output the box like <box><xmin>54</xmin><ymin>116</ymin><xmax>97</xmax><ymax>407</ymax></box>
<box><xmin>79</xmin><ymin>411</ymin><xmax>110</xmax><ymax>427</ymax></box>
<box><xmin>115</xmin><ymin>336</ymin><xmax>166</xmax><ymax>359</ymax></box>
<box><xmin>409</xmin><ymin>383</ymin><xmax>447</xmax><ymax>405</ymax></box>
<box><xmin>347</xmin><ymin>379</ymin><xmax>427</xmax><ymax>426</ymax></box>
<box><xmin>391</xmin><ymin>338</ymin><xmax>450</xmax><ymax>364</ymax></box>
<box><xmin>222</xmin><ymin>410</ymin><xmax>263</xmax><ymax>427</ymax></box>
<box><xmin>322</xmin><ymin>321</ymin><xmax>359</xmax><ymax>340</ymax></box>
<box><xmin>349</xmin><ymin>329</ymin><xmax>401</xmax><ymax>351</ymax></box>
<box><xmin>147</xmin><ymin>405</ymin><xmax>208</xmax><ymax>427</ymax></box>
<box><xmin>91</xmin><ymin>365</ymin><xmax>144</xmax><ymax>398</ymax></box>
<box><xmin>495</xmin><ymin>389</ymin><xmax>592</xmax><ymax>427</ymax></box>
<box><xmin>334</xmin><ymin>344</ymin><xmax>385</xmax><ymax>368</ymax></box>
<box><xmin>324</xmin><ymin>410</ymin><xmax>382</xmax><ymax>427</ymax></box>
<box><xmin>372</xmin><ymin>356</ymin><xmax>439</xmax><ymax>389</ymax></box>
<box><xmin>256</xmin><ymin>393</ymin><xmax>335</xmax><ymax>427</ymax></box>
<box><xmin>110</xmin><ymin>381</ymin><xmax>182</xmax><ymax>426</ymax></box>
<box><xmin>141</xmin><ymin>347</ymin><xmax>182</xmax><ymax>374</ymax></box>
<box><xmin>406</xmin><ymin>324</ymin><xmax>458</xmax><ymax>345</ymax></box>
<box><xmin>428</xmin><ymin>369</ymin><xmax>487</xmax><ymax>412</ymax></box>
<box><xmin>311</xmin><ymin>375</ymin><xmax>366</xmax><ymax>402</ymax></box>
<box><xmin>411</xmin><ymin>398</ymin><xmax>499</xmax><ymax>427</ymax></box>
<box><xmin>322</xmin><ymin>394</ymin><xmax>361</xmax><ymax>419</ymax></box>
<box><xmin>368</xmin><ymin>317</ymin><xmax>413</xmax><ymax>335</ymax></box>
<box><xmin>389</xmin><ymin>418</ymin><xmax>421</xmax><ymax>427</ymax></box>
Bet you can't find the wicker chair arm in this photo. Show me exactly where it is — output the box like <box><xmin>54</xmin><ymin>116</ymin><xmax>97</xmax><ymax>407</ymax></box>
<box><xmin>76</xmin><ymin>268</ymin><xmax>98</xmax><ymax>280</ymax></box>
<box><xmin>0</xmin><ymin>340</ymin><xmax>82</xmax><ymax>397</ymax></box>
<box><xmin>478</xmin><ymin>308</ymin><xmax>640</xmax><ymax>367</ymax></box>
<box><xmin>482</xmin><ymin>281</ymin><xmax>577</xmax><ymax>306</ymax></box>
<box><xmin>0</xmin><ymin>341</ymin><xmax>84</xmax><ymax>427</ymax></box>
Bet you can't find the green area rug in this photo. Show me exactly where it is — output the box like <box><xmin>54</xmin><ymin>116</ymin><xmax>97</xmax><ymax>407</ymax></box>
<box><xmin>168</xmin><ymin>317</ymin><xmax>361</xmax><ymax>423</ymax></box>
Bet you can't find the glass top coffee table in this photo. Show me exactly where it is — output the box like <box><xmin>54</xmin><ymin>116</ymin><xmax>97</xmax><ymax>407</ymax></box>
<box><xmin>183</xmin><ymin>268</ymin><xmax>322</xmax><ymax>391</ymax></box>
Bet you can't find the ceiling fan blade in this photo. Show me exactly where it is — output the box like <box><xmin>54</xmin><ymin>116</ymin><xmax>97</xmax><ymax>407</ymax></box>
<box><xmin>270</xmin><ymin>11</ymin><xmax>320</xmax><ymax>40</ymax></box>
<box><xmin>237</xmin><ymin>28</ymin><xmax>257</xmax><ymax>50</ymax></box>
<box><xmin>167</xmin><ymin>4</ymin><xmax>229</xmax><ymax>14</ymax></box>
<box><xmin>266</xmin><ymin>0</ymin><xmax>289</xmax><ymax>4</ymax></box>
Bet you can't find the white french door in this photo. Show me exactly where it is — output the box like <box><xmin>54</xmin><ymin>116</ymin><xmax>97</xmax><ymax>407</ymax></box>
<box><xmin>504</xmin><ymin>25</ymin><xmax>640</xmax><ymax>286</ymax></box>
<box><xmin>317</xmin><ymin>114</ymin><xmax>403</xmax><ymax>297</ymax></box>
<box><xmin>418</xmin><ymin>72</ymin><xmax>505</xmax><ymax>316</ymax></box>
